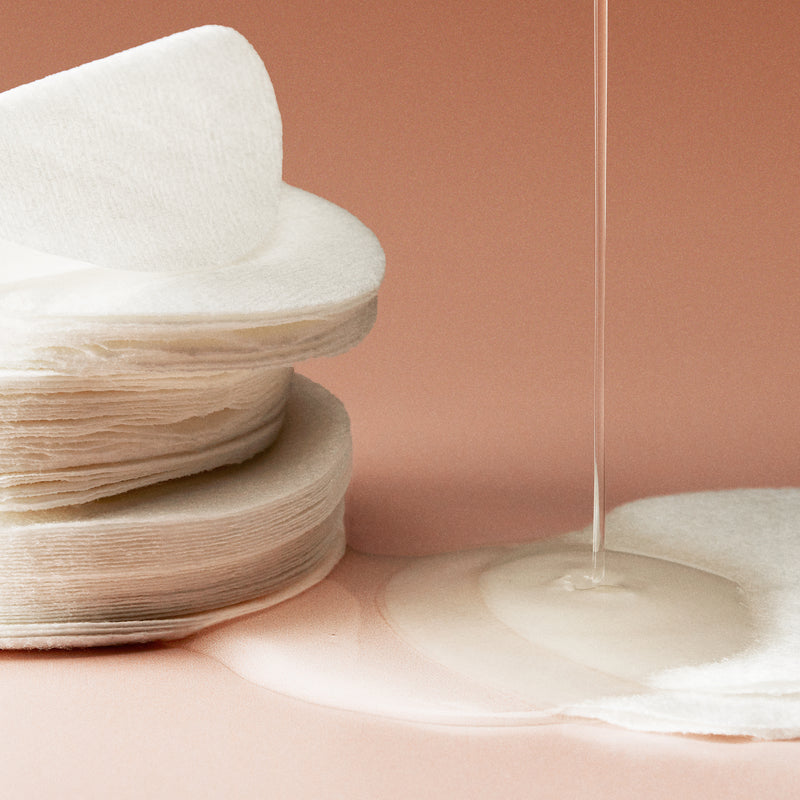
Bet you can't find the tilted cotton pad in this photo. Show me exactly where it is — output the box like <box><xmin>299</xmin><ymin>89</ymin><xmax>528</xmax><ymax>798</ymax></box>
<box><xmin>0</xmin><ymin>25</ymin><xmax>282</xmax><ymax>273</ymax></box>
<box><xmin>0</xmin><ymin>375</ymin><xmax>352</xmax><ymax>648</ymax></box>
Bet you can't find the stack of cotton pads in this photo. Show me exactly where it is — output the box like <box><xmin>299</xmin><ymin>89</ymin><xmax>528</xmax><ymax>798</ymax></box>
<box><xmin>0</xmin><ymin>26</ymin><xmax>384</xmax><ymax>647</ymax></box>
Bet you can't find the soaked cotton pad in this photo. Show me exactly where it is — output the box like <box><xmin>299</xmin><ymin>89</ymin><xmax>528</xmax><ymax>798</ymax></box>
<box><xmin>561</xmin><ymin>489</ymin><xmax>800</xmax><ymax>737</ymax></box>
<box><xmin>0</xmin><ymin>26</ymin><xmax>282</xmax><ymax>273</ymax></box>
<box><xmin>380</xmin><ymin>489</ymin><xmax>800</xmax><ymax>739</ymax></box>
<box><xmin>0</xmin><ymin>375</ymin><xmax>351</xmax><ymax>648</ymax></box>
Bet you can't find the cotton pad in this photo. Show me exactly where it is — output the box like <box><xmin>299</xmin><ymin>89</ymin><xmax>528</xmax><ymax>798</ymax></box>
<box><xmin>0</xmin><ymin>25</ymin><xmax>282</xmax><ymax>273</ymax></box>
<box><xmin>560</xmin><ymin>489</ymin><xmax>800</xmax><ymax>737</ymax></box>
<box><xmin>0</xmin><ymin>367</ymin><xmax>293</xmax><ymax>510</ymax></box>
<box><xmin>0</xmin><ymin>375</ymin><xmax>351</xmax><ymax>648</ymax></box>
<box><xmin>0</xmin><ymin>183</ymin><xmax>384</xmax><ymax>372</ymax></box>
<box><xmin>0</xmin><ymin>27</ymin><xmax>384</xmax><ymax>511</ymax></box>
<box><xmin>377</xmin><ymin>488</ymin><xmax>800</xmax><ymax>739</ymax></box>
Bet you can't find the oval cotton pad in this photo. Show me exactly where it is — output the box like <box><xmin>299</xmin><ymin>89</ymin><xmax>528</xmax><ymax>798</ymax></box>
<box><xmin>0</xmin><ymin>375</ymin><xmax>351</xmax><ymax>648</ymax></box>
<box><xmin>0</xmin><ymin>25</ymin><xmax>282</xmax><ymax>273</ymax></box>
<box><xmin>0</xmin><ymin>184</ymin><xmax>385</xmax><ymax>372</ymax></box>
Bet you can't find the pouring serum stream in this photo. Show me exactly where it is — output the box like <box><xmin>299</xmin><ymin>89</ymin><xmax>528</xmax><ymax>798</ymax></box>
<box><xmin>211</xmin><ymin>3</ymin><xmax>760</xmax><ymax>726</ymax></box>
<box><xmin>563</xmin><ymin>0</ymin><xmax>608</xmax><ymax>591</ymax></box>
<box><xmin>591</xmin><ymin>0</ymin><xmax>608</xmax><ymax>585</ymax></box>
<box><xmin>377</xmin><ymin>0</ymin><xmax>754</xmax><ymax>717</ymax></box>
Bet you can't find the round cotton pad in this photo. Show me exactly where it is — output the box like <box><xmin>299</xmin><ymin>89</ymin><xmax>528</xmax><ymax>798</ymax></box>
<box><xmin>0</xmin><ymin>375</ymin><xmax>351</xmax><ymax>648</ymax></box>
<box><xmin>0</xmin><ymin>26</ymin><xmax>283</xmax><ymax>273</ymax></box>
<box><xmin>0</xmin><ymin>183</ymin><xmax>385</xmax><ymax>371</ymax></box>
<box><xmin>0</xmin><ymin>367</ymin><xmax>294</xmax><ymax>511</ymax></box>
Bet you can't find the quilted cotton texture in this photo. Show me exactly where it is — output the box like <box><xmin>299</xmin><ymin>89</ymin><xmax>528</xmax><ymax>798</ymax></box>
<box><xmin>0</xmin><ymin>25</ymin><xmax>282</xmax><ymax>273</ymax></box>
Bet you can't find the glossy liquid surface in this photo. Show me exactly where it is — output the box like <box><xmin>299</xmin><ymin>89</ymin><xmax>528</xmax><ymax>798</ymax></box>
<box><xmin>382</xmin><ymin>541</ymin><xmax>753</xmax><ymax>710</ymax></box>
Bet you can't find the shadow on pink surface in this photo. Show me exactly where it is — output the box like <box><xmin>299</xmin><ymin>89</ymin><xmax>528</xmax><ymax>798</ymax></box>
<box><xmin>344</xmin><ymin>471</ymin><xmax>591</xmax><ymax>556</ymax></box>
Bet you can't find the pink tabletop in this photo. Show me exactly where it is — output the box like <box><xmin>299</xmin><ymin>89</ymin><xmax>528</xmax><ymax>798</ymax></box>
<box><xmin>1</xmin><ymin>1</ymin><xmax>798</xmax><ymax>797</ymax></box>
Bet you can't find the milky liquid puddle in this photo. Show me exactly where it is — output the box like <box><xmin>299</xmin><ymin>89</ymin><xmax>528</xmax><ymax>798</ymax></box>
<box><xmin>381</xmin><ymin>541</ymin><xmax>754</xmax><ymax>711</ymax></box>
<box><xmin>183</xmin><ymin>491</ymin><xmax>800</xmax><ymax>735</ymax></box>
<box><xmin>179</xmin><ymin>0</ymin><xmax>774</xmax><ymax>734</ymax></box>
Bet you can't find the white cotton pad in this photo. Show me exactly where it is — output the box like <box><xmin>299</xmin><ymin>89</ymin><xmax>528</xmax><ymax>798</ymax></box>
<box><xmin>560</xmin><ymin>489</ymin><xmax>800</xmax><ymax>738</ymax></box>
<box><xmin>0</xmin><ymin>375</ymin><xmax>351</xmax><ymax>648</ymax></box>
<box><xmin>0</xmin><ymin>367</ymin><xmax>293</xmax><ymax>510</ymax></box>
<box><xmin>0</xmin><ymin>25</ymin><xmax>282</xmax><ymax>273</ymax></box>
<box><xmin>0</xmin><ymin>183</ymin><xmax>384</xmax><ymax>372</ymax></box>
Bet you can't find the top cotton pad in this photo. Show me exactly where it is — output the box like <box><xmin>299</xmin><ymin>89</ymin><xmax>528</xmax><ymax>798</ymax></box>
<box><xmin>0</xmin><ymin>24</ymin><xmax>384</xmax><ymax>345</ymax></box>
<box><xmin>0</xmin><ymin>183</ymin><xmax>385</xmax><ymax>371</ymax></box>
<box><xmin>0</xmin><ymin>25</ymin><xmax>283</xmax><ymax>273</ymax></box>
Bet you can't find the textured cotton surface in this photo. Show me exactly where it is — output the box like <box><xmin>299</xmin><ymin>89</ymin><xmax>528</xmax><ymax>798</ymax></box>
<box><xmin>0</xmin><ymin>24</ymin><xmax>384</xmax><ymax>639</ymax></box>
<box><xmin>0</xmin><ymin>176</ymin><xmax>383</xmax><ymax>510</ymax></box>
<box><xmin>0</xmin><ymin>367</ymin><xmax>293</xmax><ymax>510</ymax></box>
<box><xmin>0</xmin><ymin>26</ymin><xmax>282</xmax><ymax>273</ymax></box>
<box><xmin>0</xmin><ymin>184</ymin><xmax>384</xmax><ymax>322</ymax></box>
<box><xmin>0</xmin><ymin>375</ymin><xmax>352</xmax><ymax>647</ymax></box>
<box><xmin>561</xmin><ymin>489</ymin><xmax>800</xmax><ymax>738</ymax></box>
<box><xmin>0</xmin><ymin>184</ymin><xmax>384</xmax><ymax>375</ymax></box>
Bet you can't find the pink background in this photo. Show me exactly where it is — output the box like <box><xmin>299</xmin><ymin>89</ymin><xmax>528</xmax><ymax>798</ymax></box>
<box><xmin>1</xmin><ymin>1</ymin><xmax>798</xmax><ymax>797</ymax></box>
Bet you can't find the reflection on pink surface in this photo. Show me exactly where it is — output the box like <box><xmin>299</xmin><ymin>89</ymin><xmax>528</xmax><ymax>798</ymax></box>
<box><xmin>0</xmin><ymin>577</ymin><xmax>796</xmax><ymax>799</ymax></box>
<box><xmin>182</xmin><ymin>550</ymin><xmax>545</xmax><ymax>724</ymax></box>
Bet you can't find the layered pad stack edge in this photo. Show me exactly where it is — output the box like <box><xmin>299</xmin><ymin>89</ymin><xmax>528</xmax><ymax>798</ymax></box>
<box><xmin>0</xmin><ymin>26</ymin><xmax>384</xmax><ymax>646</ymax></box>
